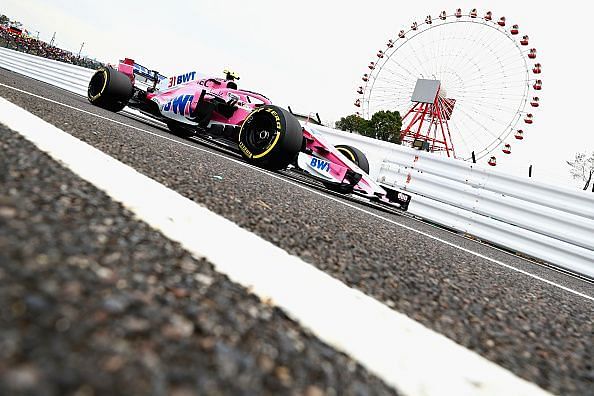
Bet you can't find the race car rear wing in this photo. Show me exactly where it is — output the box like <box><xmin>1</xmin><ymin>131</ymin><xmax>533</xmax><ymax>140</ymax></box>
<box><xmin>117</xmin><ymin>58</ymin><xmax>167</xmax><ymax>91</ymax></box>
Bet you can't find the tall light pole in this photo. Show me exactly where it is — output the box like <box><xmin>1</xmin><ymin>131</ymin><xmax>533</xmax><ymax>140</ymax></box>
<box><xmin>77</xmin><ymin>42</ymin><xmax>85</xmax><ymax>58</ymax></box>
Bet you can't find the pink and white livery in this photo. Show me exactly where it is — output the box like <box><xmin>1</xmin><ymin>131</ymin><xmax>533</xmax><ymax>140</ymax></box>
<box><xmin>87</xmin><ymin>58</ymin><xmax>411</xmax><ymax>210</ymax></box>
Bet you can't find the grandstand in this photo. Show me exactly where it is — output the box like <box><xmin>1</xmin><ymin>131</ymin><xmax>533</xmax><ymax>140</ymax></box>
<box><xmin>0</xmin><ymin>15</ymin><xmax>104</xmax><ymax>70</ymax></box>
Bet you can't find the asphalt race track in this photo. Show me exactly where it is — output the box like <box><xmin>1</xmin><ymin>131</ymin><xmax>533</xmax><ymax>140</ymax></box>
<box><xmin>1</xmin><ymin>68</ymin><xmax>593</xmax><ymax>395</ymax></box>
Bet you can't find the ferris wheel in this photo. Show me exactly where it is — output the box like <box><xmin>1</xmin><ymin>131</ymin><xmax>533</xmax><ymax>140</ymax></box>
<box><xmin>355</xmin><ymin>8</ymin><xmax>542</xmax><ymax>166</ymax></box>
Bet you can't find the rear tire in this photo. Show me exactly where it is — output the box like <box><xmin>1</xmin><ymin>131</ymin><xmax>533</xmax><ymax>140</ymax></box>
<box><xmin>335</xmin><ymin>144</ymin><xmax>370</xmax><ymax>174</ymax></box>
<box><xmin>238</xmin><ymin>105</ymin><xmax>303</xmax><ymax>170</ymax></box>
<box><xmin>88</xmin><ymin>68</ymin><xmax>133</xmax><ymax>112</ymax></box>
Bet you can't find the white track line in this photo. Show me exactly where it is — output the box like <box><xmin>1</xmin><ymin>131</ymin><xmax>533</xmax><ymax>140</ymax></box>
<box><xmin>1</xmin><ymin>82</ymin><xmax>591</xmax><ymax>302</ymax></box>
<box><xmin>0</xmin><ymin>96</ymin><xmax>553</xmax><ymax>396</ymax></box>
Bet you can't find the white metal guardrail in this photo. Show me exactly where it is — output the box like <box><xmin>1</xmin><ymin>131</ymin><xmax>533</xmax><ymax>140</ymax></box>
<box><xmin>311</xmin><ymin>124</ymin><xmax>594</xmax><ymax>278</ymax></box>
<box><xmin>1</xmin><ymin>47</ymin><xmax>593</xmax><ymax>278</ymax></box>
<box><xmin>0</xmin><ymin>47</ymin><xmax>94</xmax><ymax>96</ymax></box>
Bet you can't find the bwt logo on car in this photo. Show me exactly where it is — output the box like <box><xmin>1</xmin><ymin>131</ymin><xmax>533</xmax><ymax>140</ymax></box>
<box><xmin>168</xmin><ymin>72</ymin><xmax>197</xmax><ymax>87</ymax></box>
<box><xmin>310</xmin><ymin>157</ymin><xmax>330</xmax><ymax>172</ymax></box>
<box><xmin>163</xmin><ymin>94</ymin><xmax>194</xmax><ymax>115</ymax></box>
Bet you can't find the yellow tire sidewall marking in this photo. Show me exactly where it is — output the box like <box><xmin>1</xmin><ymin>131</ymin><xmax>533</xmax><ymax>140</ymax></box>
<box><xmin>337</xmin><ymin>147</ymin><xmax>356</xmax><ymax>163</ymax></box>
<box><xmin>239</xmin><ymin>107</ymin><xmax>283</xmax><ymax>160</ymax></box>
<box><xmin>252</xmin><ymin>130</ymin><xmax>281</xmax><ymax>159</ymax></box>
<box><xmin>89</xmin><ymin>69</ymin><xmax>108</xmax><ymax>101</ymax></box>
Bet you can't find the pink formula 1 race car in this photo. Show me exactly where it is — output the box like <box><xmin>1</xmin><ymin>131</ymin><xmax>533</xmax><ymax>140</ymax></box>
<box><xmin>87</xmin><ymin>59</ymin><xmax>411</xmax><ymax>210</ymax></box>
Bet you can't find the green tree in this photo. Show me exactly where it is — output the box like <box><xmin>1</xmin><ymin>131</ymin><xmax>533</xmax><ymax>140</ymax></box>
<box><xmin>567</xmin><ymin>151</ymin><xmax>594</xmax><ymax>191</ymax></box>
<box><xmin>335</xmin><ymin>114</ymin><xmax>369</xmax><ymax>134</ymax></box>
<box><xmin>368</xmin><ymin>110</ymin><xmax>402</xmax><ymax>144</ymax></box>
<box><xmin>0</xmin><ymin>15</ymin><xmax>9</xmax><ymax>25</ymax></box>
<box><xmin>335</xmin><ymin>111</ymin><xmax>403</xmax><ymax>144</ymax></box>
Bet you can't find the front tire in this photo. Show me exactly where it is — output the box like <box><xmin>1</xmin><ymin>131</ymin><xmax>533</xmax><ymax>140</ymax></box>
<box><xmin>238</xmin><ymin>106</ymin><xmax>303</xmax><ymax>170</ymax></box>
<box><xmin>335</xmin><ymin>144</ymin><xmax>370</xmax><ymax>174</ymax></box>
<box><xmin>322</xmin><ymin>145</ymin><xmax>369</xmax><ymax>193</ymax></box>
<box><xmin>88</xmin><ymin>68</ymin><xmax>133</xmax><ymax>112</ymax></box>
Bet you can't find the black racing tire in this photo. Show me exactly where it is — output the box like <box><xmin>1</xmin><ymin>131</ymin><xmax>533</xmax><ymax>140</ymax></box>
<box><xmin>88</xmin><ymin>67</ymin><xmax>133</xmax><ymax>112</ymax></box>
<box><xmin>335</xmin><ymin>144</ymin><xmax>370</xmax><ymax>174</ymax></box>
<box><xmin>238</xmin><ymin>105</ymin><xmax>303</xmax><ymax>170</ymax></box>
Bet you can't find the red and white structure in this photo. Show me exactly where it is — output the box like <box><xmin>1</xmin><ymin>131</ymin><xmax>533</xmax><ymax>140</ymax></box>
<box><xmin>355</xmin><ymin>8</ymin><xmax>542</xmax><ymax>165</ymax></box>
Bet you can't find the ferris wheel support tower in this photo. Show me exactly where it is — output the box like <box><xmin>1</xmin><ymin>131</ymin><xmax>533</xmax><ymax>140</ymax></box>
<box><xmin>399</xmin><ymin>79</ymin><xmax>458</xmax><ymax>157</ymax></box>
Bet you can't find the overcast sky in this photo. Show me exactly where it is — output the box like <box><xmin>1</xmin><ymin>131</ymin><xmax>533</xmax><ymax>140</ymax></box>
<box><xmin>2</xmin><ymin>0</ymin><xmax>593</xmax><ymax>190</ymax></box>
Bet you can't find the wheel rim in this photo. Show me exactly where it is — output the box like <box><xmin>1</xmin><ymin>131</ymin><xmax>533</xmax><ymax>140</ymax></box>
<box><xmin>242</xmin><ymin>112</ymin><xmax>279</xmax><ymax>154</ymax></box>
<box><xmin>88</xmin><ymin>69</ymin><xmax>107</xmax><ymax>100</ymax></box>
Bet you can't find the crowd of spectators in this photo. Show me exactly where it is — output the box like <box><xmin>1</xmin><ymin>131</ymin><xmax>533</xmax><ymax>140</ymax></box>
<box><xmin>0</xmin><ymin>27</ymin><xmax>104</xmax><ymax>70</ymax></box>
